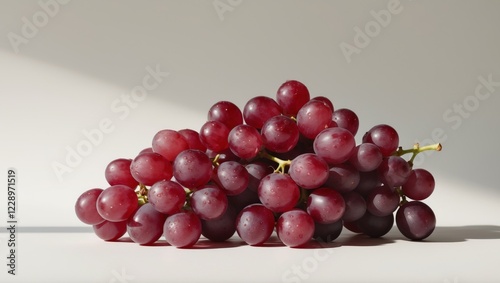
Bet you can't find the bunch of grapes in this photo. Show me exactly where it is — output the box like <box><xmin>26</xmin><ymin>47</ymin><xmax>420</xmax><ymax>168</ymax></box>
<box><xmin>75</xmin><ymin>80</ymin><xmax>442</xmax><ymax>248</ymax></box>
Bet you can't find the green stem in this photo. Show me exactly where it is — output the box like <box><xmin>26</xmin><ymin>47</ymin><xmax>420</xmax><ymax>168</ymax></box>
<box><xmin>394</xmin><ymin>143</ymin><xmax>442</xmax><ymax>166</ymax></box>
<box><xmin>136</xmin><ymin>184</ymin><xmax>149</xmax><ymax>205</ymax></box>
<box><xmin>259</xmin><ymin>150</ymin><xmax>292</xmax><ymax>173</ymax></box>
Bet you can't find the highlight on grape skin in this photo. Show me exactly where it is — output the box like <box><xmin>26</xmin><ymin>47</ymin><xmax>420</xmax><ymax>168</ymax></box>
<box><xmin>74</xmin><ymin>80</ymin><xmax>443</xmax><ymax>248</ymax></box>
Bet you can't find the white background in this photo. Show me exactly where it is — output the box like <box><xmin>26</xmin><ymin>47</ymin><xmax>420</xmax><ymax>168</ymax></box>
<box><xmin>0</xmin><ymin>1</ymin><xmax>499</xmax><ymax>282</ymax></box>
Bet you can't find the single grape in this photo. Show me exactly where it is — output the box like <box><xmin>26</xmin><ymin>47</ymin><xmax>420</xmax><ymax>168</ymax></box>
<box><xmin>178</xmin><ymin>129</ymin><xmax>207</xmax><ymax>152</ymax></box>
<box><xmin>199</xmin><ymin>120</ymin><xmax>230</xmax><ymax>152</ymax></box>
<box><xmin>324</xmin><ymin>163</ymin><xmax>360</xmax><ymax>194</ymax></box>
<box><xmin>163</xmin><ymin>211</ymin><xmax>202</xmax><ymax>248</ymax></box>
<box><xmin>148</xmin><ymin>180</ymin><xmax>186</xmax><ymax>215</ymax></box>
<box><xmin>138</xmin><ymin>147</ymin><xmax>154</xmax><ymax>154</ymax></box>
<box><xmin>191</xmin><ymin>185</ymin><xmax>228</xmax><ymax>220</ymax></box>
<box><xmin>366</xmin><ymin>185</ymin><xmax>400</xmax><ymax>217</ymax></box>
<box><xmin>236</xmin><ymin>204</ymin><xmax>276</xmax><ymax>246</ymax></box>
<box><xmin>152</xmin><ymin>129</ymin><xmax>189</xmax><ymax>162</ymax></box>
<box><xmin>396</xmin><ymin>201</ymin><xmax>436</xmax><ymax>241</ymax></box>
<box><xmin>402</xmin><ymin>169</ymin><xmax>435</xmax><ymax>200</ymax></box>
<box><xmin>348</xmin><ymin>143</ymin><xmax>383</xmax><ymax>172</ymax></box>
<box><xmin>127</xmin><ymin>203</ymin><xmax>167</xmax><ymax>245</ymax></box>
<box><xmin>207</xmin><ymin>101</ymin><xmax>243</xmax><ymax>130</ymax></box>
<box><xmin>258</xmin><ymin>173</ymin><xmax>300</xmax><ymax>213</ymax></box>
<box><xmin>245</xmin><ymin>161</ymin><xmax>274</xmax><ymax>192</ymax></box>
<box><xmin>313</xmin><ymin>219</ymin><xmax>343</xmax><ymax>243</ymax></box>
<box><xmin>332</xmin><ymin>108</ymin><xmax>359</xmax><ymax>136</ymax></box>
<box><xmin>276</xmin><ymin>209</ymin><xmax>315</xmax><ymax>247</ymax></box>
<box><xmin>378</xmin><ymin>156</ymin><xmax>412</xmax><ymax>188</ymax></box>
<box><xmin>96</xmin><ymin>185</ymin><xmax>138</xmax><ymax>222</ymax></box>
<box><xmin>307</xmin><ymin>187</ymin><xmax>346</xmax><ymax>224</ymax></box>
<box><xmin>215</xmin><ymin>161</ymin><xmax>249</xmax><ymax>196</ymax></box>
<box><xmin>173</xmin><ymin>149</ymin><xmax>212</xmax><ymax>189</ymax></box>
<box><xmin>130</xmin><ymin>152</ymin><xmax>173</xmax><ymax>186</ymax></box>
<box><xmin>296</xmin><ymin>100</ymin><xmax>333</xmax><ymax>140</ymax></box>
<box><xmin>362</xmin><ymin>124</ymin><xmax>399</xmax><ymax>156</ymax></box>
<box><xmin>354</xmin><ymin>170</ymin><xmax>382</xmax><ymax>197</ymax></box>
<box><xmin>313</xmin><ymin>127</ymin><xmax>356</xmax><ymax>165</ymax></box>
<box><xmin>201</xmin><ymin>205</ymin><xmax>237</xmax><ymax>242</ymax></box>
<box><xmin>289</xmin><ymin>153</ymin><xmax>329</xmax><ymax>189</ymax></box>
<box><xmin>93</xmin><ymin>220</ymin><xmax>127</xmax><ymax>241</ymax></box>
<box><xmin>356</xmin><ymin>211</ymin><xmax>394</xmax><ymax>238</ymax></box>
<box><xmin>228</xmin><ymin>124</ymin><xmax>263</xmax><ymax>160</ymax></box>
<box><xmin>276</xmin><ymin>80</ymin><xmax>310</xmax><ymax>117</ymax></box>
<box><xmin>105</xmin><ymin>158</ymin><xmax>139</xmax><ymax>189</ymax></box>
<box><xmin>342</xmin><ymin>191</ymin><xmax>367</xmax><ymax>222</ymax></box>
<box><xmin>311</xmin><ymin>96</ymin><xmax>334</xmax><ymax>112</ymax></box>
<box><xmin>75</xmin><ymin>188</ymin><xmax>105</xmax><ymax>225</ymax></box>
<box><xmin>243</xmin><ymin>96</ymin><xmax>282</xmax><ymax>129</ymax></box>
<box><xmin>261</xmin><ymin>115</ymin><xmax>299</xmax><ymax>153</ymax></box>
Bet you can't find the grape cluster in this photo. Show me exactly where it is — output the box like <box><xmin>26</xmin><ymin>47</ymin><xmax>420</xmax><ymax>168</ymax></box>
<box><xmin>75</xmin><ymin>80</ymin><xmax>442</xmax><ymax>248</ymax></box>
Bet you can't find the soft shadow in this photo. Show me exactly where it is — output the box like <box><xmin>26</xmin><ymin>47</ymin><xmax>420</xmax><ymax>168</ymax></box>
<box><xmin>415</xmin><ymin>225</ymin><xmax>500</xmax><ymax>243</ymax></box>
<box><xmin>188</xmin><ymin>239</ymin><xmax>246</xmax><ymax>249</ymax></box>
<box><xmin>339</xmin><ymin>233</ymin><xmax>396</xmax><ymax>247</ymax></box>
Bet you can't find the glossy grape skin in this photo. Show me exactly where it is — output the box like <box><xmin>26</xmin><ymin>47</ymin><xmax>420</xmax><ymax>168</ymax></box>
<box><xmin>245</xmin><ymin>161</ymin><xmax>274</xmax><ymax>192</ymax></box>
<box><xmin>289</xmin><ymin>153</ymin><xmax>329</xmax><ymax>189</ymax></box>
<box><xmin>243</xmin><ymin>96</ymin><xmax>282</xmax><ymax>129</ymax></box>
<box><xmin>130</xmin><ymin>152</ymin><xmax>173</xmax><ymax>186</ymax></box>
<box><xmin>402</xmin><ymin>169</ymin><xmax>435</xmax><ymax>200</ymax></box>
<box><xmin>378</xmin><ymin>156</ymin><xmax>412</xmax><ymax>188</ymax></box>
<box><xmin>296</xmin><ymin>100</ymin><xmax>333</xmax><ymax>140</ymax></box>
<box><xmin>215</xmin><ymin>161</ymin><xmax>249</xmax><ymax>196</ymax></box>
<box><xmin>357</xmin><ymin>211</ymin><xmax>394</xmax><ymax>238</ymax></box>
<box><xmin>258</xmin><ymin>173</ymin><xmax>300</xmax><ymax>213</ymax></box>
<box><xmin>307</xmin><ymin>187</ymin><xmax>346</xmax><ymax>224</ymax></box>
<box><xmin>349</xmin><ymin>143</ymin><xmax>383</xmax><ymax>172</ymax></box>
<box><xmin>236</xmin><ymin>204</ymin><xmax>276</xmax><ymax>246</ymax></box>
<box><xmin>173</xmin><ymin>149</ymin><xmax>212</xmax><ymax>189</ymax></box>
<box><xmin>311</xmin><ymin>96</ymin><xmax>334</xmax><ymax>112</ymax></box>
<box><xmin>313</xmin><ymin>219</ymin><xmax>343</xmax><ymax>242</ymax></box>
<box><xmin>325</xmin><ymin>163</ymin><xmax>360</xmax><ymax>194</ymax></box>
<box><xmin>276</xmin><ymin>80</ymin><xmax>310</xmax><ymax>117</ymax></box>
<box><xmin>152</xmin><ymin>129</ymin><xmax>189</xmax><ymax>162</ymax></box>
<box><xmin>228</xmin><ymin>124</ymin><xmax>263</xmax><ymax>160</ymax></box>
<box><xmin>362</xmin><ymin>124</ymin><xmax>399</xmax><ymax>156</ymax></box>
<box><xmin>105</xmin><ymin>159</ymin><xmax>139</xmax><ymax>189</ymax></box>
<box><xmin>313</xmin><ymin>127</ymin><xmax>356</xmax><ymax>165</ymax></box>
<box><xmin>163</xmin><ymin>211</ymin><xmax>202</xmax><ymax>248</ymax></box>
<box><xmin>96</xmin><ymin>185</ymin><xmax>138</xmax><ymax>222</ymax></box>
<box><xmin>127</xmin><ymin>203</ymin><xmax>167</xmax><ymax>245</ymax></box>
<box><xmin>342</xmin><ymin>191</ymin><xmax>367</xmax><ymax>222</ymax></box>
<box><xmin>366</xmin><ymin>185</ymin><xmax>400</xmax><ymax>217</ymax></box>
<box><xmin>207</xmin><ymin>101</ymin><xmax>243</xmax><ymax>130</ymax></box>
<box><xmin>261</xmin><ymin>115</ymin><xmax>299</xmax><ymax>153</ymax></box>
<box><xmin>332</xmin><ymin>108</ymin><xmax>359</xmax><ymax>136</ymax></box>
<box><xmin>191</xmin><ymin>185</ymin><xmax>228</xmax><ymax>220</ymax></box>
<box><xmin>201</xmin><ymin>205</ymin><xmax>237</xmax><ymax>242</ymax></box>
<box><xmin>396</xmin><ymin>201</ymin><xmax>436</xmax><ymax>241</ymax></box>
<box><xmin>276</xmin><ymin>209</ymin><xmax>315</xmax><ymax>247</ymax></box>
<box><xmin>199</xmin><ymin>120</ymin><xmax>230</xmax><ymax>152</ymax></box>
<box><xmin>178</xmin><ymin>129</ymin><xmax>207</xmax><ymax>152</ymax></box>
<box><xmin>93</xmin><ymin>220</ymin><xmax>127</xmax><ymax>241</ymax></box>
<box><xmin>148</xmin><ymin>180</ymin><xmax>186</xmax><ymax>215</ymax></box>
<box><xmin>75</xmin><ymin>188</ymin><xmax>105</xmax><ymax>225</ymax></box>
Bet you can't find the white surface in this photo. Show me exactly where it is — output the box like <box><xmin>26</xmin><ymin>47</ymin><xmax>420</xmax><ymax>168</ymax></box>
<box><xmin>1</xmin><ymin>1</ymin><xmax>500</xmax><ymax>282</ymax></box>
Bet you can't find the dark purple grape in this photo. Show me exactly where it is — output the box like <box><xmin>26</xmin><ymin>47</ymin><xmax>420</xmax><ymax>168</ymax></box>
<box><xmin>307</xmin><ymin>187</ymin><xmax>345</xmax><ymax>224</ymax></box>
<box><xmin>366</xmin><ymin>185</ymin><xmax>400</xmax><ymax>217</ymax></box>
<box><xmin>130</xmin><ymin>152</ymin><xmax>173</xmax><ymax>186</ymax></box>
<box><xmin>127</xmin><ymin>203</ymin><xmax>167</xmax><ymax>245</ymax></box>
<box><xmin>105</xmin><ymin>158</ymin><xmax>139</xmax><ymax>189</ymax></box>
<box><xmin>348</xmin><ymin>143</ymin><xmax>383</xmax><ymax>172</ymax></box>
<box><xmin>215</xmin><ymin>161</ymin><xmax>249</xmax><ymax>196</ymax></box>
<box><xmin>332</xmin><ymin>108</ymin><xmax>359</xmax><ymax>136</ymax></box>
<box><xmin>148</xmin><ymin>180</ymin><xmax>186</xmax><ymax>215</ymax></box>
<box><xmin>289</xmin><ymin>153</ymin><xmax>329</xmax><ymax>189</ymax></box>
<box><xmin>201</xmin><ymin>205</ymin><xmax>237</xmax><ymax>242</ymax></box>
<box><xmin>173</xmin><ymin>149</ymin><xmax>212</xmax><ymax>189</ymax></box>
<box><xmin>163</xmin><ymin>211</ymin><xmax>202</xmax><ymax>248</ymax></box>
<box><xmin>378</xmin><ymin>156</ymin><xmax>411</xmax><ymax>188</ymax></box>
<box><xmin>313</xmin><ymin>127</ymin><xmax>356</xmax><ymax>165</ymax></box>
<box><xmin>96</xmin><ymin>185</ymin><xmax>138</xmax><ymax>222</ymax></box>
<box><xmin>296</xmin><ymin>100</ymin><xmax>332</xmax><ymax>140</ymax></box>
<box><xmin>199</xmin><ymin>120</ymin><xmax>230</xmax><ymax>152</ymax></box>
<box><xmin>191</xmin><ymin>185</ymin><xmax>228</xmax><ymax>220</ymax></box>
<box><xmin>342</xmin><ymin>191</ymin><xmax>367</xmax><ymax>222</ymax></box>
<box><xmin>258</xmin><ymin>173</ymin><xmax>300</xmax><ymax>213</ymax></box>
<box><xmin>236</xmin><ymin>204</ymin><xmax>276</xmax><ymax>246</ymax></box>
<box><xmin>276</xmin><ymin>80</ymin><xmax>310</xmax><ymax>117</ymax></box>
<box><xmin>396</xmin><ymin>201</ymin><xmax>436</xmax><ymax>241</ymax></box>
<box><xmin>261</xmin><ymin>115</ymin><xmax>299</xmax><ymax>153</ymax></box>
<box><xmin>243</xmin><ymin>96</ymin><xmax>282</xmax><ymax>129</ymax></box>
<box><xmin>357</xmin><ymin>211</ymin><xmax>394</xmax><ymax>238</ymax></box>
<box><xmin>362</xmin><ymin>124</ymin><xmax>399</xmax><ymax>156</ymax></box>
<box><xmin>276</xmin><ymin>209</ymin><xmax>315</xmax><ymax>247</ymax></box>
<box><xmin>313</xmin><ymin>219</ymin><xmax>343</xmax><ymax>242</ymax></box>
<box><xmin>402</xmin><ymin>169</ymin><xmax>435</xmax><ymax>200</ymax></box>
<box><xmin>75</xmin><ymin>188</ymin><xmax>105</xmax><ymax>225</ymax></box>
<box><xmin>324</xmin><ymin>163</ymin><xmax>360</xmax><ymax>194</ymax></box>
<box><xmin>245</xmin><ymin>161</ymin><xmax>274</xmax><ymax>192</ymax></box>
<box><xmin>228</xmin><ymin>124</ymin><xmax>263</xmax><ymax>160</ymax></box>
<box><xmin>354</xmin><ymin>170</ymin><xmax>382</xmax><ymax>197</ymax></box>
<box><xmin>207</xmin><ymin>101</ymin><xmax>243</xmax><ymax>130</ymax></box>
<box><xmin>93</xmin><ymin>220</ymin><xmax>127</xmax><ymax>241</ymax></box>
<box><xmin>178</xmin><ymin>129</ymin><xmax>207</xmax><ymax>152</ymax></box>
<box><xmin>227</xmin><ymin>187</ymin><xmax>261</xmax><ymax>212</ymax></box>
<box><xmin>152</xmin><ymin>129</ymin><xmax>189</xmax><ymax>162</ymax></box>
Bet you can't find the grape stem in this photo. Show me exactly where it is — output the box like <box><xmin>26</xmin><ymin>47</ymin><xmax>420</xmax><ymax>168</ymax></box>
<box><xmin>259</xmin><ymin>150</ymin><xmax>292</xmax><ymax>174</ymax></box>
<box><xmin>136</xmin><ymin>184</ymin><xmax>149</xmax><ymax>205</ymax></box>
<box><xmin>394</xmin><ymin>143</ymin><xmax>442</xmax><ymax>166</ymax></box>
